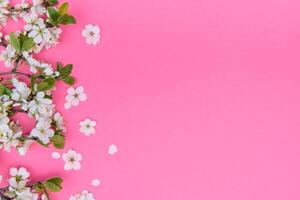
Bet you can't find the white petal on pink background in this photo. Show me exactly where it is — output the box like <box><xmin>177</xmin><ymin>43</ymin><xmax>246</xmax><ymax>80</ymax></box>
<box><xmin>65</xmin><ymin>86</ymin><xmax>87</xmax><ymax>109</ymax></box>
<box><xmin>82</xmin><ymin>24</ymin><xmax>100</xmax><ymax>45</ymax></box>
<box><xmin>62</xmin><ymin>149</ymin><xmax>82</xmax><ymax>171</ymax></box>
<box><xmin>79</xmin><ymin>118</ymin><xmax>96</xmax><ymax>136</ymax></box>
<box><xmin>108</xmin><ymin>144</ymin><xmax>118</xmax><ymax>155</ymax></box>
<box><xmin>91</xmin><ymin>179</ymin><xmax>101</xmax><ymax>187</ymax></box>
<box><xmin>51</xmin><ymin>152</ymin><xmax>61</xmax><ymax>159</ymax></box>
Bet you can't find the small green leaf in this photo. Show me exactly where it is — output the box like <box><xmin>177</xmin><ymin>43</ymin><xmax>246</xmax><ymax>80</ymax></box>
<box><xmin>33</xmin><ymin>183</ymin><xmax>44</xmax><ymax>192</ymax></box>
<box><xmin>44</xmin><ymin>177</ymin><xmax>63</xmax><ymax>192</ymax></box>
<box><xmin>0</xmin><ymin>85</ymin><xmax>12</xmax><ymax>96</ymax></box>
<box><xmin>37</xmin><ymin>78</ymin><xmax>56</xmax><ymax>91</ymax></box>
<box><xmin>22</xmin><ymin>37</ymin><xmax>35</xmax><ymax>51</ymax></box>
<box><xmin>57</xmin><ymin>62</ymin><xmax>63</xmax><ymax>71</ymax></box>
<box><xmin>46</xmin><ymin>177</ymin><xmax>63</xmax><ymax>186</ymax></box>
<box><xmin>9</xmin><ymin>33</ymin><xmax>20</xmax><ymax>51</ymax></box>
<box><xmin>47</xmin><ymin>0</ymin><xmax>58</xmax><ymax>5</ymax></box>
<box><xmin>59</xmin><ymin>64</ymin><xmax>73</xmax><ymax>78</ymax></box>
<box><xmin>44</xmin><ymin>181</ymin><xmax>62</xmax><ymax>192</ymax></box>
<box><xmin>37</xmin><ymin>82</ymin><xmax>49</xmax><ymax>91</ymax></box>
<box><xmin>62</xmin><ymin>76</ymin><xmax>75</xmax><ymax>85</ymax></box>
<box><xmin>51</xmin><ymin>134</ymin><xmax>65</xmax><ymax>149</ymax></box>
<box><xmin>48</xmin><ymin>7</ymin><xmax>59</xmax><ymax>23</ymax></box>
<box><xmin>58</xmin><ymin>2</ymin><xmax>69</xmax><ymax>14</ymax></box>
<box><xmin>57</xmin><ymin>14</ymin><xmax>76</xmax><ymax>25</ymax></box>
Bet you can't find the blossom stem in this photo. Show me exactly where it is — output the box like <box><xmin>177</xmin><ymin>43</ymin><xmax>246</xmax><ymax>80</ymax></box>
<box><xmin>0</xmin><ymin>70</ymin><xmax>31</xmax><ymax>78</ymax></box>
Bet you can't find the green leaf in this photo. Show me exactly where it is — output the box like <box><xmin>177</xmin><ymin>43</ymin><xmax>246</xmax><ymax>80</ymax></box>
<box><xmin>48</xmin><ymin>7</ymin><xmax>59</xmax><ymax>23</ymax></box>
<box><xmin>33</xmin><ymin>183</ymin><xmax>44</xmax><ymax>192</ymax></box>
<box><xmin>37</xmin><ymin>78</ymin><xmax>56</xmax><ymax>91</ymax></box>
<box><xmin>0</xmin><ymin>85</ymin><xmax>12</xmax><ymax>96</ymax></box>
<box><xmin>46</xmin><ymin>177</ymin><xmax>63</xmax><ymax>186</ymax></box>
<box><xmin>9</xmin><ymin>33</ymin><xmax>20</xmax><ymax>51</ymax></box>
<box><xmin>47</xmin><ymin>0</ymin><xmax>58</xmax><ymax>5</ymax></box>
<box><xmin>57</xmin><ymin>14</ymin><xmax>76</xmax><ymax>25</ymax></box>
<box><xmin>57</xmin><ymin>62</ymin><xmax>63</xmax><ymax>71</ymax></box>
<box><xmin>62</xmin><ymin>76</ymin><xmax>75</xmax><ymax>85</ymax></box>
<box><xmin>59</xmin><ymin>64</ymin><xmax>73</xmax><ymax>78</ymax></box>
<box><xmin>58</xmin><ymin>2</ymin><xmax>69</xmax><ymax>14</ymax></box>
<box><xmin>51</xmin><ymin>134</ymin><xmax>65</xmax><ymax>149</ymax></box>
<box><xmin>22</xmin><ymin>37</ymin><xmax>35</xmax><ymax>51</ymax></box>
<box><xmin>44</xmin><ymin>181</ymin><xmax>62</xmax><ymax>192</ymax></box>
<box><xmin>37</xmin><ymin>82</ymin><xmax>49</xmax><ymax>91</ymax></box>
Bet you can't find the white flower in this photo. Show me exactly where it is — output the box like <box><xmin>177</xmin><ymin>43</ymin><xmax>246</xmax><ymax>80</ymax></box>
<box><xmin>91</xmin><ymin>179</ymin><xmax>101</xmax><ymax>187</ymax></box>
<box><xmin>64</xmin><ymin>86</ymin><xmax>87</xmax><ymax>109</ymax></box>
<box><xmin>17</xmin><ymin>140</ymin><xmax>33</xmax><ymax>156</ymax></box>
<box><xmin>11</xmin><ymin>79</ymin><xmax>31</xmax><ymax>101</ymax></box>
<box><xmin>0</xmin><ymin>0</ymin><xmax>9</xmax><ymax>26</ymax></box>
<box><xmin>28</xmin><ymin>91</ymin><xmax>53</xmax><ymax>118</ymax></box>
<box><xmin>31</xmin><ymin>0</ymin><xmax>46</xmax><ymax>15</ymax></box>
<box><xmin>30</xmin><ymin>117</ymin><xmax>54</xmax><ymax>144</ymax></box>
<box><xmin>28</xmin><ymin>18</ymin><xmax>51</xmax><ymax>44</ymax></box>
<box><xmin>54</xmin><ymin>112</ymin><xmax>66</xmax><ymax>132</ymax></box>
<box><xmin>51</xmin><ymin>151</ymin><xmax>60</xmax><ymax>159</ymax></box>
<box><xmin>0</xmin><ymin>44</ymin><xmax>16</xmax><ymax>68</ymax></box>
<box><xmin>62</xmin><ymin>149</ymin><xmax>82</xmax><ymax>170</ymax></box>
<box><xmin>69</xmin><ymin>190</ymin><xmax>95</xmax><ymax>200</ymax></box>
<box><xmin>41</xmin><ymin>193</ymin><xmax>49</xmax><ymax>200</ymax></box>
<box><xmin>82</xmin><ymin>24</ymin><xmax>100</xmax><ymax>45</ymax></box>
<box><xmin>23</xmin><ymin>12</ymin><xmax>38</xmax><ymax>30</ymax></box>
<box><xmin>16</xmin><ymin>188</ymin><xmax>39</xmax><ymax>200</ymax></box>
<box><xmin>108</xmin><ymin>144</ymin><xmax>118</xmax><ymax>155</ymax></box>
<box><xmin>9</xmin><ymin>167</ymin><xmax>30</xmax><ymax>190</ymax></box>
<box><xmin>22</xmin><ymin>51</ymin><xmax>40</xmax><ymax>73</ymax></box>
<box><xmin>45</xmin><ymin>27</ymin><xmax>62</xmax><ymax>49</ymax></box>
<box><xmin>79</xmin><ymin>119</ymin><xmax>96</xmax><ymax>136</ymax></box>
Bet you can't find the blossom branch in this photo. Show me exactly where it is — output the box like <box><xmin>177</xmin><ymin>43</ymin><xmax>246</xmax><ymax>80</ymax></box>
<box><xmin>0</xmin><ymin>167</ymin><xmax>63</xmax><ymax>199</ymax></box>
<box><xmin>0</xmin><ymin>70</ymin><xmax>31</xmax><ymax>78</ymax></box>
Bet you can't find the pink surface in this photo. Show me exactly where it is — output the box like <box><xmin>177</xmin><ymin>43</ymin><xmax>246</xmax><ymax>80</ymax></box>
<box><xmin>2</xmin><ymin>0</ymin><xmax>300</xmax><ymax>199</ymax></box>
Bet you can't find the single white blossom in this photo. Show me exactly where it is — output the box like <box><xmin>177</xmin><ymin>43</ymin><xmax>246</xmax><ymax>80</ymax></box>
<box><xmin>28</xmin><ymin>18</ymin><xmax>51</xmax><ymax>44</ymax></box>
<box><xmin>65</xmin><ymin>86</ymin><xmax>87</xmax><ymax>109</ymax></box>
<box><xmin>62</xmin><ymin>149</ymin><xmax>82</xmax><ymax>170</ymax></box>
<box><xmin>91</xmin><ymin>179</ymin><xmax>101</xmax><ymax>187</ymax></box>
<box><xmin>82</xmin><ymin>24</ymin><xmax>100</xmax><ymax>45</ymax></box>
<box><xmin>30</xmin><ymin>117</ymin><xmax>54</xmax><ymax>144</ymax></box>
<box><xmin>51</xmin><ymin>151</ymin><xmax>61</xmax><ymax>159</ymax></box>
<box><xmin>108</xmin><ymin>144</ymin><xmax>118</xmax><ymax>155</ymax></box>
<box><xmin>79</xmin><ymin>118</ymin><xmax>96</xmax><ymax>136</ymax></box>
<box><xmin>9</xmin><ymin>167</ymin><xmax>30</xmax><ymax>190</ymax></box>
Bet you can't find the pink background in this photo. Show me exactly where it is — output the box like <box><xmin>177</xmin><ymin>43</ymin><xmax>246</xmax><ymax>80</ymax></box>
<box><xmin>2</xmin><ymin>0</ymin><xmax>300</xmax><ymax>199</ymax></box>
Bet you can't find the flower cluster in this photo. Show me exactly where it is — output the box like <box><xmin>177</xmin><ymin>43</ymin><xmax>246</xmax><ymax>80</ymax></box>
<box><xmin>0</xmin><ymin>0</ymin><xmax>76</xmax><ymax>155</ymax></box>
<box><xmin>0</xmin><ymin>167</ymin><xmax>63</xmax><ymax>200</ymax></box>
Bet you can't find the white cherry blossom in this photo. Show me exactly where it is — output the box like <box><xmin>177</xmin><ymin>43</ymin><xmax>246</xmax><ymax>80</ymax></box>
<box><xmin>79</xmin><ymin>118</ymin><xmax>96</xmax><ymax>136</ymax></box>
<box><xmin>30</xmin><ymin>117</ymin><xmax>55</xmax><ymax>144</ymax></box>
<box><xmin>82</xmin><ymin>24</ymin><xmax>100</xmax><ymax>45</ymax></box>
<box><xmin>9</xmin><ymin>167</ymin><xmax>30</xmax><ymax>190</ymax></box>
<box><xmin>28</xmin><ymin>18</ymin><xmax>51</xmax><ymax>44</ymax></box>
<box><xmin>108</xmin><ymin>144</ymin><xmax>118</xmax><ymax>155</ymax></box>
<box><xmin>65</xmin><ymin>86</ymin><xmax>87</xmax><ymax>109</ymax></box>
<box><xmin>62</xmin><ymin>149</ymin><xmax>82</xmax><ymax>171</ymax></box>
